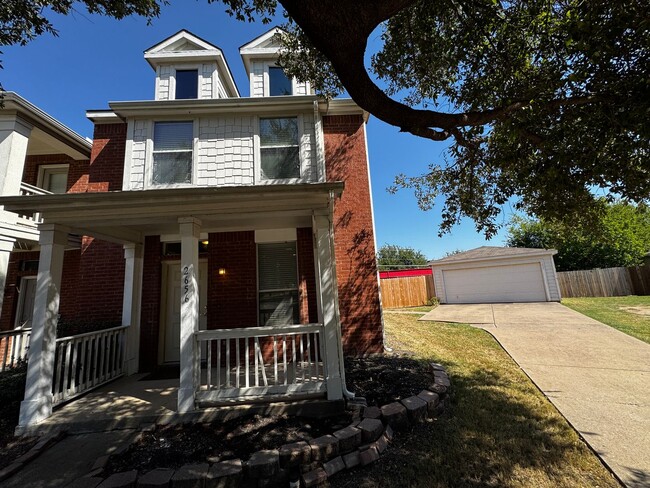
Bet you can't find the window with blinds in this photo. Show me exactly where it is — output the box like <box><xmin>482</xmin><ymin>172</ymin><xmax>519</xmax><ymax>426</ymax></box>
<box><xmin>259</xmin><ymin>117</ymin><xmax>300</xmax><ymax>180</ymax></box>
<box><xmin>258</xmin><ymin>241</ymin><xmax>299</xmax><ymax>326</ymax></box>
<box><xmin>152</xmin><ymin>121</ymin><xmax>193</xmax><ymax>185</ymax></box>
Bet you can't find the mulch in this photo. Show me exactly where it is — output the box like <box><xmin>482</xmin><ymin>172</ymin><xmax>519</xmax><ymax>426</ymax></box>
<box><xmin>106</xmin><ymin>353</ymin><xmax>431</xmax><ymax>475</ymax></box>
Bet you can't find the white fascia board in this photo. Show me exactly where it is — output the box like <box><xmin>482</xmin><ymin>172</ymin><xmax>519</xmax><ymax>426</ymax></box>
<box><xmin>1</xmin><ymin>91</ymin><xmax>91</xmax><ymax>157</ymax></box>
<box><xmin>239</xmin><ymin>27</ymin><xmax>284</xmax><ymax>52</ymax></box>
<box><xmin>215</xmin><ymin>56</ymin><xmax>240</xmax><ymax>98</ymax></box>
<box><xmin>145</xmin><ymin>30</ymin><xmax>221</xmax><ymax>55</ymax></box>
<box><xmin>144</xmin><ymin>49</ymin><xmax>223</xmax><ymax>68</ymax></box>
<box><xmin>86</xmin><ymin>110</ymin><xmax>123</xmax><ymax>124</ymax></box>
<box><xmin>323</xmin><ymin>99</ymin><xmax>367</xmax><ymax>118</ymax></box>
<box><xmin>109</xmin><ymin>95</ymin><xmax>322</xmax><ymax>117</ymax></box>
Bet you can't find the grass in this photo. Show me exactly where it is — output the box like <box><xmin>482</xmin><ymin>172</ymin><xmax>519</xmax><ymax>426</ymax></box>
<box><xmin>386</xmin><ymin>305</ymin><xmax>436</xmax><ymax>313</ymax></box>
<box><xmin>333</xmin><ymin>313</ymin><xmax>620</xmax><ymax>488</ymax></box>
<box><xmin>562</xmin><ymin>296</ymin><xmax>650</xmax><ymax>344</ymax></box>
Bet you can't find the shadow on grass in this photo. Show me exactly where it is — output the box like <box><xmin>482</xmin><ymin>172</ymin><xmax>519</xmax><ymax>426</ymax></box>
<box><xmin>331</xmin><ymin>356</ymin><xmax>616</xmax><ymax>488</ymax></box>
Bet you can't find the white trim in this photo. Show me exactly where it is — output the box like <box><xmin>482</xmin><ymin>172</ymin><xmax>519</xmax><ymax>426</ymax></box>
<box><xmin>145</xmin><ymin>118</ymin><xmax>197</xmax><ymax>189</ymax></box>
<box><xmin>254</xmin><ymin>115</ymin><xmax>308</xmax><ymax>185</ymax></box>
<box><xmin>14</xmin><ymin>275</ymin><xmax>37</xmax><ymax>329</ymax></box>
<box><xmin>36</xmin><ymin>164</ymin><xmax>69</xmax><ymax>193</ymax></box>
<box><xmin>123</xmin><ymin>119</ymin><xmax>135</xmax><ymax>190</ymax></box>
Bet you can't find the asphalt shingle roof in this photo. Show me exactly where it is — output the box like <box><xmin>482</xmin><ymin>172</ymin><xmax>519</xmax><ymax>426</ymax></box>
<box><xmin>429</xmin><ymin>246</ymin><xmax>556</xmax><ymax>265</ymax></box>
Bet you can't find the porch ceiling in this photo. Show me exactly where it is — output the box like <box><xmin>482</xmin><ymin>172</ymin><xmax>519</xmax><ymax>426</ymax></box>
<box><xmin>0</xmin><ymin>183</ymin><xmax>344</xmax><ymax>244</ymax></box>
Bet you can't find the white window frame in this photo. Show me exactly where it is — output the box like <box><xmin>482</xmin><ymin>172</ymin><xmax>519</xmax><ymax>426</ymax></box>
<box><xmin>155</xmin><ymin>64</ymin><xmax>204</xmax><ymax>101</ymax></box>
<box><xmin>256</xmin><ymin>237</ymin><xmax>300</xmax><ymax>327</ymax></box>
<box><xmin>36</xmin><ymin>164</ymin><xmax>69</xmax><ymax>193</ymax></box>
<box><xmin>145</xmin><ymin>118</ymin><xmax>198</xmax><ymax>189</ymax></box>
<box><xmin>254</xmin><ymin>114</ymin><xmax>306</xmax><ymax>184</ymax></box>
<box><xmin>257</xmin><ymin>62</ymin><xmax>310</xmax><ymax>98</ymax></box>
<box><xmin>14</xmin><ymin>275</ymin><xmax>37</xmax><ymax>329</ymax></box>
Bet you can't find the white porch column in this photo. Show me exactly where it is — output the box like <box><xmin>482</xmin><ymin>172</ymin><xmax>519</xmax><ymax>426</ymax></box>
<box><xmin>122</xmin><ymin>243</ymin><xmax>144</xmax><ymax>375</ymax></box>
<box><xmin>313</xmin><ymin>215</ymin><xmax>343</xmax><ymax>401</ymax></box>
<box><xmin>178</xmin><ymin>217</ymin><xmax>201</xmax><ymax>413</ymax></box>
<box><xmin>18</xmin><ymin>224</ymin><xmax>68</xmax><ymax>427</ymax></box>
<box><xmin>0</xmin><ymin>116</ymin><xmax>32</xmax><ymax>320</ymax></box>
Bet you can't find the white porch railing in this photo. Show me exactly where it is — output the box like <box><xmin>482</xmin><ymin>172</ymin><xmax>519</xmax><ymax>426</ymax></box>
<box><xmin>0</xmin><ymin>328</ymin><xmax>31</xmax><ymax>372</ymax></box>
<box><xmin>16</xmin><ymin>182</ymin><xmax>50</xmax><ymax>226</ymax></box>
<box><xmin>52</xmin><ymin>325</ymin><xmax>127</xmax><ymax>405</ymax></box>
<box><xmin>195</xmin><ymin>323</ymin><xmax>327</xmax><ymax>403</ymax></box>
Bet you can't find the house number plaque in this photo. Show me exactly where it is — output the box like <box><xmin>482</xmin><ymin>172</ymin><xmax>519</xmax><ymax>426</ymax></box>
<box><xmin>182</xmin><ymin>266</ymin><xmax>192</xmax><ymax>303</ymax></box>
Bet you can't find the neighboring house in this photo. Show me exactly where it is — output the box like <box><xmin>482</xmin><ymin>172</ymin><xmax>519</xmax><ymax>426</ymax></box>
<box><xmin>0</xmin><ymin>28</ymin><xmax>383</xmax><ymax>429</ymax></box>
<box><xmin>0</xmin><ymin>92</ymin><xmax>91</xmax><ymax>367</ymax></box>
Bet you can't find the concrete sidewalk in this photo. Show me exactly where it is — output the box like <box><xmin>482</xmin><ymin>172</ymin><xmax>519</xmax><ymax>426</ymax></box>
<box><xmin>421</xmin><ymin>302</ymin><xmax>650</xmax><ymax>488</ymax></box>
<box><xmin>2</xmin><ymin>430</ymin><xmax>138</xmax><ymax>488</ymax></box>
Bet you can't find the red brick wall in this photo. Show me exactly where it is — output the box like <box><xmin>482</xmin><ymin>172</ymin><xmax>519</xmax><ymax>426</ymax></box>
<box><xmin>297</xmin><ymin>227</ymin><xmax>318</xmax><ymax>324</ymax></box>
<box><xmin>208</xmin><ymin>231</ymin><xmax>258</xmax><ymax>329</ymax></box>
<box><xmin>139</xmin><ymin>236</ymin><xmax>163</xmax><ymax>372</ymax></box>
<box><xmin>58</xmin><ymin>124</ymin><xmax>127</xmax><ymax>326</ymax></box>
<box><xmin>323</xmin><ymin>114</ymin><xmax>383</xmax><ymax>356</ymax></box>
<box><xmin>88</xmin><ymin>123</ymin><xmax>126</xmax><ymax>192</ymax></box>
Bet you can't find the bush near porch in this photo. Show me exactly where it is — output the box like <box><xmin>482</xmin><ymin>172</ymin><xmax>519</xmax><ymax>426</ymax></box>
<box><xmin>331</xmin><ymin>312</ymin><xmax>619</xmax><ymax>487</ymax></box>
<box><xmin>562</xmin><ymin>296</ymin><xmax>650</xmax><ymax>345</ymax></box>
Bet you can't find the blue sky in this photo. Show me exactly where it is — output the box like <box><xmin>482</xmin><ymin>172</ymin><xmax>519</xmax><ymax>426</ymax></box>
<box><xmin>1</xmin><ymin>3</ymin><xmax>510</xmax><ymax>259</ymax></box>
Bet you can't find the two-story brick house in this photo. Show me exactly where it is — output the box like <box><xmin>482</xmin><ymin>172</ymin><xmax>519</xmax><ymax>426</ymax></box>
<box><xmin>1</xmin><ymin>28</ymin><xmax>383</xmax><ymax>430</ymax></box>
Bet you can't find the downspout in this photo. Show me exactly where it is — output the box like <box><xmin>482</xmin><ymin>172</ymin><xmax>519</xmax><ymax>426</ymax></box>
<box><xmin>328</xmin><ymin>191</ymin><xmax>355</xmax><ymax>399</ymax></box>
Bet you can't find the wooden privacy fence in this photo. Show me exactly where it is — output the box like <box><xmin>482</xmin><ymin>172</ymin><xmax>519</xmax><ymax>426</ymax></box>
<box><xmin>557</xmin><ymin>265</ymin><xmax>650</xmax><ymax>298</ymax></box>
<box><xmin>380</xmin><ymin>274</ymin><xmax>436</xmax><ymax>308</ymax></box>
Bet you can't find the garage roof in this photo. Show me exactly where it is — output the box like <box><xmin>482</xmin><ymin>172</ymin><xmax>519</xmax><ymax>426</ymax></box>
<box><xmin>429</xmin><ymin>246</ymin><xmax>557</xmax><ymax>265</ymax></box>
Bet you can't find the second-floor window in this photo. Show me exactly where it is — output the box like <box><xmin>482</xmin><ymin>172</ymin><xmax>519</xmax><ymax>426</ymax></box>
<box><xmin>268</xmin><ymin>66</ymin><xmax>292</xmax><ymax>96</ymax></box>
<box><xmin>260</xmin><ymin>117</ymin><xmax>300</xmax><ymax>180</ymax></box>
<box><xmin>152</xmin><ymin>121</ymin><xmax>193</xmax><ymax>185</ymax></box>
<box><xmin>175</xmin><ymin>69</ymin><xmax>198</xmax><ymax>99</ymax></box>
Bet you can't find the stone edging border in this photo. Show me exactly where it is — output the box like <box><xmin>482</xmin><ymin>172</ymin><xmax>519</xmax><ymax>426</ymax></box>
<box><xmin>0</xmin><ymin>431</ymin><xmax>66</xmax><ymax>482</ymax></box>
<box><xmin>71</xmin><ymin>362</ymin><xmax>451</xmax><ymax>488</ymax></box>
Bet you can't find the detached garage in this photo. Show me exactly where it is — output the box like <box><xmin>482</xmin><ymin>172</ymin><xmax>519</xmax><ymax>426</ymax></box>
<box><xmin>430</xmin><ymin>246</ymin><xmax>561</xmax><ymax>304</ymax></box>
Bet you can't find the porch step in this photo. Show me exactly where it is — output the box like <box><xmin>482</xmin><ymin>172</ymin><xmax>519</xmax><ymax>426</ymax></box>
<box><xmin>17</xmin><ymin>398</ymin><xmax>345</xmax><ymax>437</ymax></box>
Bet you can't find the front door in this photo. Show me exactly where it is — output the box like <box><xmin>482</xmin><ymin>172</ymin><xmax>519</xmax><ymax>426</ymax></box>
<box><xmin>163</xmin><ymin>262</ymin><xmax>208</xmax><ymax>363</ymax></box>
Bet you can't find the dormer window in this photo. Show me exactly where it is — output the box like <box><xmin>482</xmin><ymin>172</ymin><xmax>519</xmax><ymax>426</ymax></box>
<box><xmin>175</xmin><ymin>69</ymin><xmax>198</xmax><ymax>99</ymax></box>
<box><xmin>268</xmin><ymin>67</ymin><xmax>292</xmax><ymax>96</ymax></box>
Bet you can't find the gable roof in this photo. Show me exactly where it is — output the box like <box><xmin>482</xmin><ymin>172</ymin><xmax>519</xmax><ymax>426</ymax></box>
<box><xmin>239</xmin><ymin>27</ymin><xmax>285</xmax><ymax>74</ymax></box>
<box><xmin>144</xmin><ymin>29</ymin><xmax>240</xmax><ymax>97</ymax></box>
<box><xmin>429</xmin><ymin>246</ymin><xmax>557</xmax><ymax>265</ymax></box>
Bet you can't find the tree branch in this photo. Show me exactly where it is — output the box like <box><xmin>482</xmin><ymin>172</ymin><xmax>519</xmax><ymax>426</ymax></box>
<box><xmin>278</xmin><ymin>0</ymin><xmax>600</xmax><ymax>137</ymax></box>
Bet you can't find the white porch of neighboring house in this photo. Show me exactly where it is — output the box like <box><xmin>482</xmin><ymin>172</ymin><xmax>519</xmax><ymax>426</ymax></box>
<box><xmin>0</xmin><ymin>92</ymin><xmax>91</xmax><ymax>323</ymax></box>
<box><xmin>0</xmin><ymin>183</ymin><xmax>346</xmax><ymax>431</ymax></box>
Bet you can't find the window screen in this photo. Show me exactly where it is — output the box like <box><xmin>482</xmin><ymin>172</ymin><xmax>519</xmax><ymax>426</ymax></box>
<box><xmin>269</xmin><ymin>66</ymin><xmax>292</xmax><ymax>96</ymax></box>
<box><xmin>175</xmin><ymin>70</ymin><xmax>198</xmax><ymax>99</ymax></box>
<box><xmin>259</xmin><ymin>117</ymin><xmax>300</xmax><ymax>180</ymax></box>
<box><xmin>152</xmin><ymin>121</ymin><xmax>193</xmax><ymax>185</ymax></box>
<box><xmin>258</xmin><ymin>241</ymin><xmax>299</xmax><ymax>326</ymax></box>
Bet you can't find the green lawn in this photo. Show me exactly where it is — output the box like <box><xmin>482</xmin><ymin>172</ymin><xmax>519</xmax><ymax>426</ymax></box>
<box><xmin>333</xmin><ymin>313</ymin><xmax>619</xmax><ymax>488</ymax></box>
<box><xmin>562</xmin><ymin>296</ymin><xmax>650</xmax><ymax>344</ymax></box>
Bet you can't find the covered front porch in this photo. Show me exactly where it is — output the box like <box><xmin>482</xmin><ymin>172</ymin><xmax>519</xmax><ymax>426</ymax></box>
<box><xmin>0</xmin><ymin>183</ymin><xmax>347</xmax><ymax>431</ymax></box>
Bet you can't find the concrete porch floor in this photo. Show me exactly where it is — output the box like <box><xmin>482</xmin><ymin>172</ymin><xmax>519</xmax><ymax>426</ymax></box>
<box><xmin>21</xmin><ymin>374</ymin><xmax>179</xmax><ymax>436</ymax></box>
<box><xmin>20</xmin><ymin>370</ymin><xmax>342</xmax><ymax>437</ymax></box>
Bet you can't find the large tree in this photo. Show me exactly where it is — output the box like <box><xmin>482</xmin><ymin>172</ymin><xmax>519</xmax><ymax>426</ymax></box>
<box><xmin>3</xmin><ymin>1</ymin><xmax>648</xmax><ymax>236</ymax></box>
<box><xmin>377</xmin><ymin>244</ymin><xmax>429</xmax><ymax>270</ymax></box>
<box><xmin>506</xmin><ymin>202</ymin><xmax>650</xmax><ymax>271</ymax></box>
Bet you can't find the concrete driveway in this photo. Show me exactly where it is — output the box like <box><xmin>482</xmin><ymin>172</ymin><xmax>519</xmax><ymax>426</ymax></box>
<box><xmin>420</xmin><ymin>302</ymin><xmax>650</xmax><ymax>488</ymax></box>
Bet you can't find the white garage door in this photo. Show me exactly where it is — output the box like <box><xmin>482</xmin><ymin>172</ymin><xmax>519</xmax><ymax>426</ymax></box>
<box><xmin>443</xmin><ymin>263</ymin><xmax>547</xmax><ymax>304</ymax></box>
